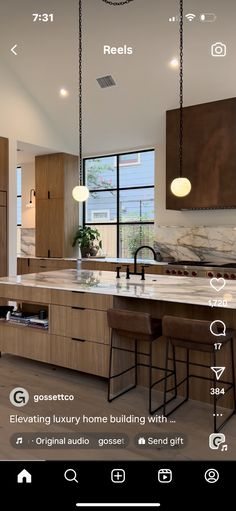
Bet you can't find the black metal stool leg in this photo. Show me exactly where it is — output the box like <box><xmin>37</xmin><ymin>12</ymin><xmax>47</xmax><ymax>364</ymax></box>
<box><xmin>135</xmin><ymin>340</ymin><xmax>138</xmax><ymax>387</ymax></box>
<box><xmin>186</xmin><ymin>348</ymin><xmax>189</xmax><ymax>400</ymax></box>
<box><xmin>173</xmin><ymin>345</ymin><xmax>177</xmax><ymax>398</ymax></box>
<box><xmin>163</xmin><ymin>338</ymin><xmax>170</xmax><ymax>416</ymax></box>
<box><xmin>108</xmin><ymin>330</ymin><xmax>139</xmax><ymax>403</ymax></box>
<box><xmin>149</xmin><ymin>340</ymin><xmax>153</xmax><ymax>414</ymax></box>
<box><xmin>108</xmin><ymin>330</ymin><xmax>114</xmax><ymax>402</ymax></box>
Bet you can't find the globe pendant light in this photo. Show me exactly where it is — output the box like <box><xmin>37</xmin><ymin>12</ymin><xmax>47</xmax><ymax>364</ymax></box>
<box><xmin>72</xmin><ymin>0</ymin><xmax>89</xmax><ymax>202</ymax></box>
<box><xmin>170</xmin><ymin>0</ymin><xmax>191</xmax><ymax>198</ymax></box>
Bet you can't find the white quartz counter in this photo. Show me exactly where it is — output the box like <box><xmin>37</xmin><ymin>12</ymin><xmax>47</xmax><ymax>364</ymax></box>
<box><xmin>0</xmin><ymin>269</ymin><xmax>235</xmax><ymax>309</ymax></box>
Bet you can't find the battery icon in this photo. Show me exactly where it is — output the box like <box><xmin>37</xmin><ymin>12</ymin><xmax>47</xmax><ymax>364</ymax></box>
<box><xmin>200</xmin><ymin>13</ymin><xmax>217</xmax><ymax>22</ymax></box>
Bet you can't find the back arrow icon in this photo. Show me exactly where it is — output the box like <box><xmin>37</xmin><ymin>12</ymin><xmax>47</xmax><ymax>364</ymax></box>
<box><xmin>11</xmin><ymin>44</ymin><xmax>18</xmax><ymax>56</ymax></box>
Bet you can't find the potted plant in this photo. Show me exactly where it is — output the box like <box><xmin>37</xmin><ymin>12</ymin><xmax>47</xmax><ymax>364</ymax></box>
<box><xmin>72</xmin><ymin>226</ymin><xmax>102</xmax><ymax>258</ymax></box>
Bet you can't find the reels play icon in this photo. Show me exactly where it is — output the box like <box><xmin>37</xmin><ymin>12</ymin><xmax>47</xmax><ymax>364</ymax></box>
<box><xmin>158</xmin><ymin>469</ymin><xmax>172</xmax><ymax>483</ymax></box>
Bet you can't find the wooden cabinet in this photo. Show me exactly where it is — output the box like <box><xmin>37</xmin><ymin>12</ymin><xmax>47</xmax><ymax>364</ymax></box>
<box><xmin>0</xmin><ymin>286</ymin><xmax>111</xmax><ymax>379</ymax></box>
<box><xmin>0</xmin><ymin>137</ymin><xmax>8</xmax><ymax>191</ymax></box>
<box><xmin>50</xmin><ymin>336</ymin><xmax>109</xmax><ymax>377</ymax></box>
<box><xmin>0</xmin><ymin>323</ymin><xmax>50</xmax><ymax>363</ymax></box>
<box><xmin>35</xmin><ymin>154</ymin><xmax>64</xmax><ymax>199</ymax></box>
<box><xmin>35</xmin><ymin>153</ymin><xmax>79</xmax><ymax>257</ymax></box>
<box><xmin>166</xmin><ymin>97</ymin><xmax>236</xmax><ymax>210</ymax></box>
<box><xmin>0</xmin><ymin>137</ymin><xmax>8</xmax><ymax>277</ymax></box>
<box><xmin>0</xmin><ymin>192</ymin><xmax>7</xmax><ymax>277</ymax></box>
<box><xmin>51</xmin><ymin>305</ymin><xmax>110</xmax><ymax>344</ymax></box>
<box><xmin>17</xmin><ymin>257</ymin><xmax>77</xmax><ymax>275</ymax></box>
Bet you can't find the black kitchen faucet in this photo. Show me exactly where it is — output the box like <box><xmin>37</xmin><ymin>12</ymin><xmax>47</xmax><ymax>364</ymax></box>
<box><xmin>116</xmin><ymin>246</ymin><xmax>158</xmax><ymax>280</ymax></box>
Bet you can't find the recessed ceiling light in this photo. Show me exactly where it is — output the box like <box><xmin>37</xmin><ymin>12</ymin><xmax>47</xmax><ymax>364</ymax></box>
<box><xmin>169</xmin><ymin>58</ymin><xmax>179</xmax><ymax>68</ymax></box>
<box><xmin>59</xmin><ymin>88</ymin><xmax>69</xmax><ymax>97</ymax></box>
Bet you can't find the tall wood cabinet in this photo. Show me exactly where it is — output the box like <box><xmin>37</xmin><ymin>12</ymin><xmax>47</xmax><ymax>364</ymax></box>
<box><xmin>0</xmin><ymin>137</ymin><xmax>8</xmax><ymax>277</ymax></box>
<box><xmin>35</xmin><ymin>153</ymin><xmax>79</xmax><ymax>257</ymax></box>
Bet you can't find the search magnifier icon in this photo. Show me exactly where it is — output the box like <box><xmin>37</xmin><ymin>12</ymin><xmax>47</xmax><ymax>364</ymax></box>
<box><xmin>64</xmin><ymin>469</ymin><xmax>78</xmax><ymax>483</ymax></box>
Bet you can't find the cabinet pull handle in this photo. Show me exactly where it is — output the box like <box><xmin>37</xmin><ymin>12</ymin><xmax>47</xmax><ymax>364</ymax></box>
<box><xmin>71</xmin><ymin>337</ymin><xmax>86</xmax><ymax>343</ymax></box>
<box><xmin>72</xmin><ymin>306</ymin><xmax>85</xmax><ymax>310</ymax></box>
<box><xmin>39</xmin><ymin>266</ymin><xmax>47</xmax><ymax>268</ymax></box>
<box><xmin>72</xmin><ymin>291</ymin><xmax>85</xmax><ymax>295</ymax></box>
<box><xmin>48</xmin><ymin>190</ymin><xmax>50</xmax><ymax>199</ymax></box>
<box><xmin>48</xmin><ymin>249</ymin><xmax>51</xmax><ymax>258</ymax></box>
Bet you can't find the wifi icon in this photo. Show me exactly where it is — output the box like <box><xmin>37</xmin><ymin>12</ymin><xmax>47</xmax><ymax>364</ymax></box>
<box><xmin>185</xmin><ymin>13</ymin><xmax>196</xmax><ymax>21</ymax></box>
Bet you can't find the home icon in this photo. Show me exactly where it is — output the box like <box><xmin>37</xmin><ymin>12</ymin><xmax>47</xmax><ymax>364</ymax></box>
<box><xmin>17</xmin><ymin>469</ymin><xmax>32</xmax><ymax>484</ymax></box>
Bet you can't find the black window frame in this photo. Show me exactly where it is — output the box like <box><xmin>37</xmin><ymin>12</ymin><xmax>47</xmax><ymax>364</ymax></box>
<box><xmin>16</xmin><ymin>166</ymin><xmax>22</xmax><ymax>227</ymax></box>
<box><xmin>83</xmin><ymin>149</ymin><xmax>155</xmax><ymax>258</ymax></box>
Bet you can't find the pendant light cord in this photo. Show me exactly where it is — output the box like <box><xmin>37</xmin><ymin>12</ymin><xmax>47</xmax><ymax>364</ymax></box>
<box><xmin>79</xmin><ymin>0</ymin><xmax>83</xmax><ymax>186</ymax></box>
<box><xmin>179</xmin><ymin>0</ymin><xmax>184</xmax><ymax>178</ymax></box>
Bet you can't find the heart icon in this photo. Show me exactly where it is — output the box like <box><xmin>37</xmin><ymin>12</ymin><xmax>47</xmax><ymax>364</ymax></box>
<box><xmin>210</xmin><ymin>277</ymin><xmax>226</xmax><ymax>292</ymax></box>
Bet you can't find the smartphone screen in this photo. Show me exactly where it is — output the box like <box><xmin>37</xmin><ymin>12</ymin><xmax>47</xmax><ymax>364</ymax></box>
<box><xmin>0</xmin><ymin>0</ymin><xmax>235</xmax><ymax>509</ymax></box>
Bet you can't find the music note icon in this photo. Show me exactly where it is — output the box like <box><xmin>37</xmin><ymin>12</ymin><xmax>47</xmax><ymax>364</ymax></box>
<box><xmin>16</xmin><ymin>437</ymin><xmax>23</xmax><ymax>445</ymax></box>
<box><xmin>221</xmin><ymin>444</ymin><xmax>228</xmax><ymax>452</ymax></box>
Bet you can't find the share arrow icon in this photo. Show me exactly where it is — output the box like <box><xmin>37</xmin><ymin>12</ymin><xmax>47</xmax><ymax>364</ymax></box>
<box><xmin>211</xmin><ymin>366</ymin><xmax>226</xmax><ymax>380</ymax></box>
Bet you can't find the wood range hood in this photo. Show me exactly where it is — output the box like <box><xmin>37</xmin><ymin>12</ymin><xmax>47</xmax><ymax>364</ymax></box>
<box><xmin>166</xmin><ymin>97</ymin><xmax>236</xmax><ymax>210</ymax></box>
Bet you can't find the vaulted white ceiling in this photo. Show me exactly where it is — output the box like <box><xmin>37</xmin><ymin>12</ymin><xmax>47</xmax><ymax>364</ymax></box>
<box><xmin>0</xmin><ymin>0</ymin><xmax>236</xmax><ymax>156</ymax></box>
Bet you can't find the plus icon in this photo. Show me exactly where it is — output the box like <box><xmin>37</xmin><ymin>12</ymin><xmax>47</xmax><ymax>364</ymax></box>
<box><xmin>111</xmin><ymin>469</ymin><xmax>125</xmax><ymax>484</ymax></box>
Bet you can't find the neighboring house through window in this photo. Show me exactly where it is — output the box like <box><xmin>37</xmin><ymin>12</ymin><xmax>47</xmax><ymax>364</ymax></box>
<box><xmin>84</xmin><ymin>150</ymin><xmax>155</xmax><ymax>258</ymax></box>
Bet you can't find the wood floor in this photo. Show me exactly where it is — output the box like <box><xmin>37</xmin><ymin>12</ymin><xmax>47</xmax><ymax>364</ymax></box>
<box><xmin>0</xmin><ymin>354</ymin><xmax>235</xmax><ymax>460</ymax></box>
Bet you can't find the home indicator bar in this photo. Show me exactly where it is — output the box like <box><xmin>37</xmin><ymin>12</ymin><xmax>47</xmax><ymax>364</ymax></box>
<box><xmin>76</xmin><ymin>504</ymin><xmax>161</xmax><ymax>508</ymax></box>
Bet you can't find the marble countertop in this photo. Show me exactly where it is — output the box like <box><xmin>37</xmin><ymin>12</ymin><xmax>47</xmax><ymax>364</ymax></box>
<box><xmin>0</xmin><ymin>269</ymin><xmax>235</xmax><ymax>308</ymax></box>
<box><xmin>82</xmin><ymin>257</ymin><xmax>165</xmax><ymax>265</ymax></box>
<box><xmin>17</xmin><ymin>255</ymin><xmax>77</xmax><ymax>261</ymax></box>
<box><xmin>17</xmin><ymin>256</ymin><xmax>165</xmax><ymax>265</ymax></box>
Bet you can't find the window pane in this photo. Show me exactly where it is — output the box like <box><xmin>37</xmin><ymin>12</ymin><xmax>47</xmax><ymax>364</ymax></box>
<box><xmin>119</xmin><ymin>150</ymin><xmax>154</xmax><ymax>188</ymax></box>
<box><xmin>120</xmin><ymin>188</ymin><xmax>154</xmax><ymax>222</ymax></box>
<box><xmin>16</xmin><ymin>167</ymin><xmax>22</xmax><ymax>195</ymax></box>
<box><xmin>85</xmin><ymin>156</ymin><xmax>117</xmax><ymax>190</ymax></box>
<box><xmin>17</xmin><ymin>197</ymin><xmax>21</xmax><ymax>225</ymax></box>
<box><xmin>119</xmin><ymin>224</ymin><xmax>155</xmax><ymax>259</ymax></box>
<box><xmin>85</xmin><ymin>190</ymin><xmax>117</xmax><ymax>223</ymax></box>
<box><xmin>85</xmin><ymin>224</ymin><xmax>117</xmax><ymax>257</ymax></box>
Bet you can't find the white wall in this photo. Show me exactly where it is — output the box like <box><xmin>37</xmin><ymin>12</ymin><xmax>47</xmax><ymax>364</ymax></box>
<box><xmin>0</xmin><ymin>59</ymin><xmax>71</xmax><ymax>275</ymax></box>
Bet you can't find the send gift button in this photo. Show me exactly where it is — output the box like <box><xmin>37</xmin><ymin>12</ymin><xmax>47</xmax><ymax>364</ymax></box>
<box><xmin>135</xmin><ymin>433</ymin><xmax>187</xmax><ymax>449</ymax></box>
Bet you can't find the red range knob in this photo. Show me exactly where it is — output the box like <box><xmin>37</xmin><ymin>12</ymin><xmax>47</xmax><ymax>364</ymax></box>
<box><xmin>178</xmin><ymin>270</ymin><xmax>182</xmax><ymax>275</ymax></box>
<box><xmin>216</xmin><ymin>272</ymin><xmax>222</xmax><ymax>278</ymax></box>
<box><xmin>224</xmin><ymin>273</ymin><xmax>229</xmax><ymax>279</ymax></box>
<box><xmin>230</xmin><ymin>274</ymin><xmax>236</xmax><ymax>279</ymax></box>
<box><xmin>166</xmin><ymin>269</ymin><xmax>170</xmax><ymax>274</ymax></box>
<box><xmin>183</xmin><ymin>270</ymin><xmax>189</xmax><ymax>276</ymax></box>
<box><xmin>172</xmin><ymin>270</ymin><xmax>176</xmax><ymax>275</ymax></box>
<box><xmin>192</xmin><ymin>271</ymin><xmax>197</xmax><ymax>277</ymax></box>
<box><xmin>208</xmin><ymin>272</ymin><xmax>213</xmax><ymax>278</ymax></box>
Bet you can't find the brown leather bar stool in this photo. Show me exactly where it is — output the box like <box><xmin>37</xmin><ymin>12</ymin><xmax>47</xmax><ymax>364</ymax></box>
<box><xmin>107</xmin><ymin>309</ymin><xmax>164</xmax><ymax>414</ymax></box>
<box><xmin>162</xmin><ymin>316</ymin><xmax>236</xmax><ymax>432</ymax></box>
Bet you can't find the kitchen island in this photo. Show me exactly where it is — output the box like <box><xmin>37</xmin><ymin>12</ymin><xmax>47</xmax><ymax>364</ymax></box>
<box><xmin>0</xmin><ymin>269</ymin><xmax>235</xmax><ymax>406</ymax></box>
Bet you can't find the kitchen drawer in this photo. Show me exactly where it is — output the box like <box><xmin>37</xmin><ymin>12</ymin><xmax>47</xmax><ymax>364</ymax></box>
<box><xmin>50</xmin><ymin>335</ymin><xmax>109</xmax><ymax>377</ymax></box>
<box><xmin>50</xmin><ymin>290</ymin><xmax>113</xmax><ymax>310</ymax></box>
<box><xmin>0</xmin><ymin>323</ymin><xmax>50</xmax><ymax>362</ymax></box>
<box><xmin>0</xmin><ymin>283</ymin><xmax>51</xmax><ymax>304</ymax></box>
<box><xmin>50</xmin><ymin>305</ymin><xmax>110</xmax><ymax>344</ymax></box>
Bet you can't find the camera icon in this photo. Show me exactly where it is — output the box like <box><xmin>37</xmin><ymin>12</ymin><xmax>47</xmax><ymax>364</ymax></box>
<box><xmin>211</xmin><ymin>42</ymin><xmax>226</xmax><ymax>57</ymax></box>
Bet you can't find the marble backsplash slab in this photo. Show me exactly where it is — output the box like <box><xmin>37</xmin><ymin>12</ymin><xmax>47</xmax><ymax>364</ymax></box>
<box><xmin>154</xmin><ymin>226</ymin><xmax>236</xmax><ymax>263</ymax></box>
<box><xmin>20</xmin><ymin>228</ymin><xmax>35</xmax><ymax>256</ymax></box>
